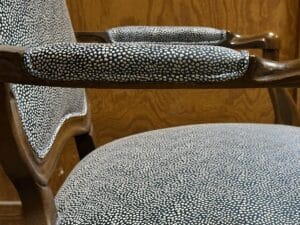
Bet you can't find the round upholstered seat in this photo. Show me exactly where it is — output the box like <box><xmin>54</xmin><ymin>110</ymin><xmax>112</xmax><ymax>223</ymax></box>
<box><xmin>56</xmin><ymin>124</ymin><xmax>300</xmax><ymax>225</ymax></box>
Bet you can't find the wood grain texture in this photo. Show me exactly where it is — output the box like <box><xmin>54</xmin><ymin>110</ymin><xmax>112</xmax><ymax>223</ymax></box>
<box><xmin>1</xmin><ymin>1</ymin><xmax>299</xmax><ymax>223</ymax></box>
<box><xmin>49</xmin><ymin>139</ymin><xmax>80</xmax><ymax>195</ymax></box>
<box><xmin>67</xmin><ymin>0</ymin><xmax>299</xmax><ymax>59</ymax></box>
<box><xmin>66</xmin><ymin>0</ymin><xmax>300</xmax><ymax>146</ymax></box>
<box><xmin>0</xmin><ymin>166</ymin><xmax>23</xmax><ymax>224</ymax></box>
<box><xmin>0</xmin><ymin>216</ymin><xmax>25</xmax><ymax>225</ymax></box>
<box><xmin>0</xmin><ymin>139</ymin><xmax>79</xmax><ymax>225</ymax></box>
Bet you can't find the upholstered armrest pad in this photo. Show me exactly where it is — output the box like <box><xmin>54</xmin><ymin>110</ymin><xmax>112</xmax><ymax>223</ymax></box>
<box><xmin>107</xmin><ymin>26</ymin><xmax>227</xmax><ymax>45</ymax></box>
<box><xmin>24</xmin><ymin>43</ymin><xmax>249</xmax><ymax>83</ymax></box>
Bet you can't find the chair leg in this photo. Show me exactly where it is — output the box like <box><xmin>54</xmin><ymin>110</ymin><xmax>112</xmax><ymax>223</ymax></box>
<box><xmin>75</xmin><ymin>132</ymin><xmax>96</xmax><ymax>159</ymax></box>
<box><xmin>263</xmin><ymin>49</ymin><xmax>300</xmax><ymax>126</ymax></box>
<box><xmin>268</xmin><ymin>88</ymin><xmax>300</xmax><ymax>126</ymax></box>
<box><xmin>15</xmin><ymin>180</ymin><xmax>56</xmax><ymax>225</ymax></box>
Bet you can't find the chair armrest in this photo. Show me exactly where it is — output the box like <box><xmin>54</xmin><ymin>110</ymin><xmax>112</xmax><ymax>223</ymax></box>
<box><xmin>0</xmin><ymin>43</ymin><xmax>298</xmax><ymax>88</ymax></box>
<box><xmin>75</xmin><ymin>26</ymin><xmax>280</xmax><ymax>51</ymax></box>
<box><xmin>223</xmin><ymin>32</ymin><xmax>280</xmax><ymax>50</ymax></box>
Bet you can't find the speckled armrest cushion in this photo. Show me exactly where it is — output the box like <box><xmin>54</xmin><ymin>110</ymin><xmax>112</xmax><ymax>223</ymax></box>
<box><xmin>24</xmin><ymin>43</ymin><xmax>249</xmax><ymax>83</ymax></box>
<box><xmin>107</xmin><ymin>26</ymin><xmax>227</xmax><ymax>45</ymax></box>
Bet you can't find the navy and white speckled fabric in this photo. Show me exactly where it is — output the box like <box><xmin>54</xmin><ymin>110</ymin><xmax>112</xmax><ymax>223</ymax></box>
<box><xmin>0</xmin><ymin>1</ymin><xmax>249</xmax><ymax>158</ymax></box>
<box><xmin>0</xmin><ymin>0</ymin><xmax>87</xmax><ymax>158</ymax></box>
<box><xmin>3</xmin><ymin>1</ymin><xmax>300</xmax><ymax>224</ymax></box>
<box><xmin>107</xmin><ymin>26</ymin><xmax>227</xmax><ymax>45</ymax></box>
<box><xmin>56</xmin><ymin>124</ymin><xmax>300</xmax><ymax>225</ymax></box>
<box><xmin>24</xmin><ymin>43</ymin><xmax>249</xmax><ymax>83</ymax></box>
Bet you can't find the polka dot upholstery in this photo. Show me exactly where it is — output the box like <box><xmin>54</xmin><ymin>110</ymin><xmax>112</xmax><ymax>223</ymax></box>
<box><xmin>24</xmin><ymin>43</ymin><xmax>249</xmax><ymax>83</ymax></box>
<box><xmin>56</xmin><ymin>124</ymin><xmax>300</xmax><ymax>225</ymax></box>
<box><xmin>0</xmin><ymin>0</ymin><xmax>87</xmax><ymax>158</ymax></box>
<box><xmin>1</xmin><ymin>1</ymin><xmax>249</xmax><ymax>158</ymax></box>
<box><xmin>2</xmin><ymin>1</ymin><xmax>299</xmax><ymax>224</ymax></box>
<box><xmin>107</xmin><ymin>26</ymin><xmax>227</xmax><ymax>45</ymax></box>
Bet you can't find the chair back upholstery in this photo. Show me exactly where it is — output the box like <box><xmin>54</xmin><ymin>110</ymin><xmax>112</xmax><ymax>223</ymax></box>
<box><xmin>0</xmin><ymin>0</ymin><xmax>87</xmax><ymax>158</ymax></box>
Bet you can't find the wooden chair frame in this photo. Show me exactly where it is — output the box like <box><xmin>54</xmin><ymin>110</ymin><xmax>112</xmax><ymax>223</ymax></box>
<box><xmin>0</xmin><ymin>30</ymin><xmax>299</xmax><ymax>225</ymax></box>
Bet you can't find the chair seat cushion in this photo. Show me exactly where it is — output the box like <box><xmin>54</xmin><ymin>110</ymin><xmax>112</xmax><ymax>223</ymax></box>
<box><xmin>55</xmin><ymin>124</ymin><xmax>300</xmax><ymax>225</ymax></box>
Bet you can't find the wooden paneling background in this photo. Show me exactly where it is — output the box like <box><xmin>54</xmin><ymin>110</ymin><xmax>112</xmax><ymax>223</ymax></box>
<box><xmin>1</xmin><ymin>0</ymin><xmax>300</xmax><ymax>223</ymax></box>
<box><xmin>67</xmin><ymin>0</ymin><xmax>299</xmax><ymax>147</ymax></box>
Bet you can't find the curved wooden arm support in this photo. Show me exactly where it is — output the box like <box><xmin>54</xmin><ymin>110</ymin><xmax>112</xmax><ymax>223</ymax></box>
<box><xmin>0</xmin><ymin>45</ymin><xmax>300</xmax><ymax>88</ymax></box>
<box><xmin>0</xmin><ymin>51</ymin><xmax>300</xmax><ymax>89</ymax></box>
<box><xmin>75</xmin><ymin>31</ymin><xmax>280</xmax><ymax>51</ymax></box>
<box><xmin>223</xmin><ymin>31</ymin><xmax>280</xmax><ymax>50</ymax></box>
<box><xmin>268</xmin><ymin>88</ymin><xmax>300</xmax><ymax>125</ymax></box>
<box><xmin>75</xmin><ymin>31</ymin><xmax>294</xmax><ymax>125</ymax></box>
<box><xmin>250</xmin><ymin>57</ymin><xmax>300</xmax><ymax>83</ymax></box>
<box><xmin>0</xmin><ymin>32</ymin><xmax>296</xmax><ymax>225</ymax></box>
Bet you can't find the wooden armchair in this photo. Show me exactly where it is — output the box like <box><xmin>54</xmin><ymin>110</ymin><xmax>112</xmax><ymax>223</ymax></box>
<box><xmin>0</xmin><ymin>1</ymin><xmax>300</xmax><ymax>225</ymax></box>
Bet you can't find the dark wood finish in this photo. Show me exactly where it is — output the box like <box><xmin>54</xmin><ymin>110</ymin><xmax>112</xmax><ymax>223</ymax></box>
<box><xmin>67</xmin><ymin>0</ymin><xmax>299</xmax><ymax>60</ymax></box>
<box><xmin>0</xmin><ymin>166</ymin><xmax>22</xmax><ymax>217</ymax></box>
<box><xmin>76</xmin><ymin>30</ymin><xmax>300</xmax><ymax>128</ymax></box>
<box><xmin>0</xmin><ymin>0</ymin><xmax>293</xmax><ymax>224</ymax></box>
<box><xmin>268</xmin><ymin>88</ymin><xmax>300</xmax><ymax>125</ymax></box>
<box><xmin>264</xmin><ymin>49</ymin><xmax>286</xmax><ymax>124</ymax></box>
<box><xmin>76</xmin><ymin>32</ymin><xmax>111</xmax><ymax>43</ymax></box>
<box><xmin>0</xmin><ymin>83</ymin><xmax>55</xmax><ymax>225</ymax></box>
<box><xmin>76</xmin><ymin>30</ymin><xmax>293</xmax><ymax>127</ymax></box>
<box><xmin>75</xmin><ymin>132</ymin><xmax>96</xmax><ymax>159</ymax></box>
<box><xmin>296</xmin><ymin>0</ymin><xmax>300</xmax><ymax>110</ymax></box>
<box><xmin>0</xmin><ymin>32</ymin><xmax>293</xmax><ymax>225</ymax></box>
<box><xmin>68</xmin><ymin>0</ymin><xmax>299</xmax><ymax>147</ymax></box>
<box><xmin>2</xmin><ymin>44</ymin><xmax>300</xmax><ymax>88</ymax></box>
<box><xmin>0</xmin><ymin>166</ymin><xmax>23</xmax><ymax>225</ymax></box>
<box><xmin>263</xmin><ymin>49</ymin><xmax>300</xmax><ymax>126</ymax></box>
<box><xmin>76</xmin><ymin>29</ymin><xmax>300</xmax><ymax>127</ymax></box>
<box><xmin>0</xmin><ymin>82</ymin><xmax>92</xmax><ymax>225</ymax></box>
<box><xmin>251</xmin><ymin>58</ymin><xmax>300</xmax><ymax>83</ymax></box>
<box><xmin>224</xmin><ymin>32</ymin><xmax>280</xmax><ymax>50</ymax></box>
<box><xmin>49</xmin><ymin>139</ymin><xmax>80</xmax><ymax>195</ymax></box>
<box><xmin>3</xmin><ymin>49</ymin><xmax>300</xmax><ymax>223</ymax></box>
<box><xmin>0</xmin><ymin>137</ymin><xmax>80</xmax><ymax>225</ymax></box>
<box><xmin>75</xmin><ymin>30</ymin><xmax>280</xmax><ymax>51</ymax></box>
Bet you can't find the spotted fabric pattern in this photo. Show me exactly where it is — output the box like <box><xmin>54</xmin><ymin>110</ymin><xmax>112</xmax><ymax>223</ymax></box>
<box><xmin>0</xmin><ymin>0</ymin><xmax>87</xmax><ymax>158</ymax></box>
<box><xmin>56</xmin><ymin>124</ymin><xmax>300</xmax><ymax>225</ymax></box>
<box><xmin>24</xmin><ymin>43</ymin><xmax>249</xmax><ymax>83</ymax></box>
<box><xmin>108</xmin><ymin>26</ymin><xmax>227</xmax><ymax>45</ymax></box>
